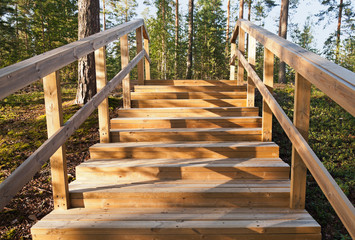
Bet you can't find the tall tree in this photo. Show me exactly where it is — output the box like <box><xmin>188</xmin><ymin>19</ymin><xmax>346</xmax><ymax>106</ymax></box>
<box><xmin>75</xmin><ymin>0</ymin><xmax>100</xmax><ymax>104</ymax></box>
<box><xmin>225</xmin><ymin>0</ymin><xmax>230</xmax><ymax>54</ymax></box>
<box><xmin>278</xmin><ymin>0</ymin><xmax>289</xmax><ymax>83</ymax></box>
<box><xmin>174</xmin><ymin>0</ymin><xmax>179</xmax><ymax>79</ymax></box>
<box><xmin>186</xmin><ymin>0</ymin><xmax>194</xmax><ymax>79</ymax></box>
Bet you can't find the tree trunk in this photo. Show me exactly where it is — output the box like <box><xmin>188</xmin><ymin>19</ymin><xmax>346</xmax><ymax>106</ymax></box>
<box><xmin>278</xmin><ymin>0</ymin><xmax>289</xmax><ymax>83</ymax></box>
<box><xmin>335</xmin><ymin>0</ymin><xmax>343</xmax><ymax>64</ymax></box>
<box><xmin>102</xmin><ymin>0</ymin><xmax>106</xmax><ymax>30</ymax></box>
<box><xmin>175</xmin><ymin>0</ymin><xmax>179</xmax><ymax>79</ymax></box>
<box><xmin>225</xmin><ymin>0</ymin><xmax>230</xmax><ymax>54</ymax></box>
<box><xmin>162</xmin><ymin>0</ymin><xmax>167</xmax><ymax>80</ymax></box>
<box><xmin>239</xmin><ymin>0</ymin><xmax>244</xmax><ymax>19</ymax></box>
<box><xmin>186</xmin><ymin>0</ymin><xmax>194</xmax><ymax>79</ymax></box>
<box><xmin>75</xmin><ymin>0</ymin><xmax>100</xmax><ymax>104</ymax></box>
<box><xmin>246</xmin><ymin>0</ymin><xmax>252</xmax><ymax>52</ymax></box>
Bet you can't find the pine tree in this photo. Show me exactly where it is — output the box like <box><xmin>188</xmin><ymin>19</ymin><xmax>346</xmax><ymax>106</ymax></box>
<box><xmin>186</xmin><ymin>0</ymin><xmax>194</xmax><ymax>79</ymax></box>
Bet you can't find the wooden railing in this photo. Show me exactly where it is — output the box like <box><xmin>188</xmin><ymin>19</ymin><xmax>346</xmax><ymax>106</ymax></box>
<box><xmin>230</xmin><ymin>19</ymin><xmax>355</xmax><ymax>238</ymax></box>
<box><xmin>0</xmin><ymin>19</ymin><xmax>150</xmax><ymax>210</ymax></box>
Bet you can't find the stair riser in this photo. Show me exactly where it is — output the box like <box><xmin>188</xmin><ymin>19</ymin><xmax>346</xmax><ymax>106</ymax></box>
<box><xmin>90</xmin><ymin>148</ymin><xmax>279</xmax><ymax>160</ymax></box>
<box><xmin>134</xmin><ymin>86</ymin><xmax>246</xmax><ymax>92</ymax></box>
<box><xmin>131</xmin><ymin>92</ymin><xmax>246</xmax><ymax>100</ymax></box>
<box><xmin>110</xmin><ymin>132</ymin><xmax>262</xmax><ymax>142</ymax></box>
<box><xmin>32</xmin><ymin>233</ymin><xmax>322</xmax><ymax>240</ymax></box>
<box><xmin>144</xmin><ymin>79</ymin><xmax>239</xmax><ymax>85</ymax></box>
<box><xmin>76</xmin><ymin>167</ymin><xmax>290</xmax><ymax>181</ymax></box>
<box><xmin>118</xmin><ymin>111</ymin><xmax>259</xmax><ymax>118</ymax></box>
<box><xmin>132</xmin><ymin>99</ymin><xmax>247</xmax><ymax>108</ymax></box>
<box><xmin>111</xmin><ymin>118</ymin><xmax>262</xmax><ymax>129</ymax></box>
<box><xmin>70</xmin><ymin>192</ymin><xmax>289</xmax><ymax>209</ymax></box>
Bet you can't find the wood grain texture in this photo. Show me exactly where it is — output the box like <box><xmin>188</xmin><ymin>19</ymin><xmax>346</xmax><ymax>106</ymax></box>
<box><xmin>95</xmin><ymin>47</ymin><xmax>110</xmax><ymax>143</ymax></box>
<box><xmin>120</xmin><ymin>34</ymin><xmax>131</xmax><ymax>109</ymax></box>
<box><xmin>237</xmin><ymin>28</ymin><xmax>245</xmax><ymax>86</ymax></box>
<box><xmin>262</xmin><ymin>48</ymin><xmax>274</xmax><ymax>142</ymax></box>
<box><xmin>43</xmin><ymin>71</ymin><xmax>69</xmax><ymax>210</ymax></box>
<box><xmin>136</xmin><ymin>27</ymin><xmax>144</xmax><ymax>85</ymax></box>
<box><xmin>247</xmin><ymin>35</ymin><xmax>256</xmax><ymax>107</ymax></box>
<box><xmin>144</xmin><ymin>39</ymin><xmax>150</xmax><ymax>81</ymax></box>
<box><xmin>290</xmin><ymin>73</ymin><xmax>311</xmax><ymax>209</ymax></box>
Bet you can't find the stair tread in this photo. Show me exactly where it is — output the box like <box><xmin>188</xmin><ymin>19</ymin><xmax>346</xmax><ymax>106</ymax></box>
<box><xmin>111</xmin><ymin>128</ymin><xmax>262</xmax><ymax>133</ymax></box>
<box><xmin>90</xmin><ymin>141</ymin><xmax>278</xmax><ymax>148</ymax></box>
<box><xmin>78</xmin><ymin>157</ymin><xmax>289</xmax><ymax>168</ymax></box>
<box><xmin>69</xmin><ymin>179</ymin><xmax>291</xmax><ymax>192</ymax></box>
<box><xmin>118</xmin><ymin>107</ymin><xmax>258</xmax><ymax>111</ymax></box>
<box><xmin>111</xmin><ymin>116</ymin><xmax>261</xmax><ymax>120</ymax></box>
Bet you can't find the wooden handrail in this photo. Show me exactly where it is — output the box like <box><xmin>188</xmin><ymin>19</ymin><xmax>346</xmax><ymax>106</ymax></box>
<box><xmin>233</xmin><ymin>19</ymin><xmax>355</xmax><ymax>116</ymax></box>
<box><xmin>0</xmin><ymin>49</ymin><xmax>148</xmax><ymax>209</ymax></box>
<box><xmin>236</xmin><ymin>49</ymin><xmax>355</xmax><ymax>238</ymax></box>
<box><xmin>0</xmin><ymin>18</ymin><xmax>149</xmax><ymax>100</ymax></box>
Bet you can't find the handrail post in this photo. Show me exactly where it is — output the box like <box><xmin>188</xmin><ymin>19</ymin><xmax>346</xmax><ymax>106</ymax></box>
<box><xmin>136</xmin><ymin>26</ymin><xmax>144</xmax><ymax>85</ymax></box>
<box><xmin>43</xmin><ymin>71</ymin><xmax>69</xmax><ymax>210</ymax></box>
<box><xmin>95</xmin><ymin>47</ymin><xmax>110</xmax><ymax>143</ymax></box>
<box><xmin>230</xmin><ymin>42</ymin><xmax>236</xmax><ymax>80</ymax></box>
<box><xmin>120</xmin><ymin>34</ymin><xmax>131</xmax><ymax>108</ymax></box>
<box><xmin>262</xmin><ymin>48</ymin><xmax>274</xmax><ymax>141</ymax></box>
<box><xmin>290</xmin><ymin>72</ymin><xmax>311</xmax><ymax>209</ymax></box>
<box><xmin>144</xmin><ymin>38</ymin><xmax>151</xmax><ymax>81</ymax></box>
<box><xmin>247</xmin><ymin>35</ymin><xmax>256</xmax><ymax>106</ymax></box>
<box><xmin>237</xmin><ymin>28</ymin><xmax>245</xmax><ymax>85</ymax></box>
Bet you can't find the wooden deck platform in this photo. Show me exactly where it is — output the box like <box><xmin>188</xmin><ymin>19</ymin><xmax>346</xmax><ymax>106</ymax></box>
<box><xmin>31</xmin><ymin>79</ymin><xmax>321</xmax><ymax>239</ymax></box>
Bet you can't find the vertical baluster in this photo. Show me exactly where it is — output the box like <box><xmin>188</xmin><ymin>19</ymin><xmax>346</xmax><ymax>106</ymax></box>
<box><xmin>237</xmin><ymin>28</ymin><xmax>245</xmax><ymax>85</ymax></box>
<box><xmin>290</xmin><ymin>72</ymin><xmax>311</xmax><ymax>209</ymax></box>
<box><xmin>262</xmin><ymin>48</ymin><xmax>274</xmax><ymax>142</ymax></box>
<box><xmin>144</xmin><ymin>38</ymin><xmax>150</xmax><ymax>81</ymax></box>
<box><xmin>230</xmin><ymin>42</ymin><xmax>236</xmax><ymax>80</ymax></box>
<box><xmin>95</xmin><ymin>47</ymin><xmax>110</xmax><ymax>143</ymax></box>
<box><xmin>120</xmin><ymin>34</ymin><xmax>130</xmax><ymax>108</ymax></box>
<box><xmin>247</xmin><ymin>35</ymin><xmax>256</xmax><ymax>107</ymax></box>
<box><xmin>136</xmin><ymin>27</ymin><xmax>144</xmax><ymax>85</ymax></box>
<box><xmin>43</xmin><ymin>71</ymin><xmax>69</xmax><ymax>210</ymax></box>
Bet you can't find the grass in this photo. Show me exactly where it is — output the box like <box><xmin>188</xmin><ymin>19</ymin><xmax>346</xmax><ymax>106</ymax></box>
<box><xmin>0</xmin><ymin>82</ymin><xmax>353</xmax><ymax>239</ymax></box>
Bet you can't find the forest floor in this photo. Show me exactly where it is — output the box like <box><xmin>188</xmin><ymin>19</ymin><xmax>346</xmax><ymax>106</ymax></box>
<box><xmin>0</xmin><ymin>82</ymin><xmax>354</xmax><ymax>240</ymax></box>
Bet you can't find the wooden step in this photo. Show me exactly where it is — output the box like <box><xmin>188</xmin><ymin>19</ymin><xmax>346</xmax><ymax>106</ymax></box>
<box><xmin>134</xmin><ymin>85</ymin><xmax>246</xmax><ymax>92</ymax></box>
<box><xmin>144</xmin><ymin>79</ymin><xmax>239</xmax><ymax>86</ymax></box>
<box><xmin>89</xmin><ymin>142</ymin><xmax>279</xmax><ymax>160</ymax></box>
<box><xmin>110</xmin><ymin>128</ymin><xmax>262</xmax><ymax>142</ymax></box>
<box><xmin>68</xmin><ymin>179</ymin><xmax>290</xmax><ymax>208</ymax></box>
<box><xmin>31</xmin><ymin>208</ymin><xmax>321</xmax><ymax>240</ymax></box>
<box><xmin>131</xmin><ymin>91</ymin><xmax>246</xmax><ymax>100</ymax></box>
<box><xmin>76</xmin><ymin>158</ymin><xmax>290</xmax><ymax>182</ymax></box>
<box><xmin>117</xmin><ymin>107</ymin><xmax>259</xmax><ymax>118</ymax></box>
<box><xmin>110</xmin><ymin>116</ymin><xmax>262</xmax><ymax>129</ymax></box>
<box><xmin>132</xmin><ymin>99</ymin><xmax>247</xmax><ymax>108</ymax></box>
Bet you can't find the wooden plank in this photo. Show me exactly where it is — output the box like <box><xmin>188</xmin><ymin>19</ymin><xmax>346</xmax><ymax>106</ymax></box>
<box><xmin>0</xmin><ymin>51</ymin><xmax>145</xmax><ymax>210</ymax></box>
<box><xmin>131</xmin><ymin>99</ymin><xmax>247</xmax><ymax>108</ymax></box>
<box><xmin>134</xmin><ymin>85</ymin><xmax>246</xmax><ymax>92</ymax></box>
<box><xmin>236</xmin><ymin>49</ymin><xmax>355</xmax><ymax>238</ymax></box>
<box><xmin>42</xmin><ymin>71</ymin><xmax>69</xmax><ymax>210</ymax></box>
<box><xmin>110</xmin><ymin>116</ymin><xmax>262</xmax><ymax>129</ymax></box>
<box><xmin>131</xmin><ymin>92</ymin><xmax>246</xmax><ymax>100</ymax></box>
<box><xmin>290</xmin><ymin>73</ymin><xmax>311</xmax><ymax>209</ymax></box>
<box><xmin>262</xmin><ymin>48</ymin><xmax>274</xmax><ymax>142</ymax></box>
<box><xmin>237</xmin><ymin>28</ymin><xmax>245</xmax><ymax>85</ymax></box>
<box><xmin>136</xmin><ymin>27</ymin><xmax>144</xmax><ymax>85</ymax></box>
<box><xmin>230</xmin><ymin>42</ymin><xmax>236</xmax><ymax>80</ymax></box>
<box><xmin>142</xmin><ymin>22</ymin><xmax>150</xmax><ymax>42</ymax></box>
<box><xmin>237</xmin><ymin>19</ymin><xmax>355</xmax><ymax>116</ymax></box>
<box><xmin>120</xmin><ymin>34</ymin><xmax>130</xmax><ymax>108</ymax></box>
<box><xmin>144</xmin><ymin>39</ymin><xmax>150</xmax><ymax>81</ymax></box>
<box><xmin>144</xmin><ymin>80</ymin><xmax>238</xmax><ymax>86</ymax></box>
<box><xmin>95</xmin><ymin>47</ymin><xmax>110</xmax><ymax>143</ymax></box>
<box><xmin>0</xmin><ymin>19</ymin><xmax>144</xmax><ymax>100</ymax></box>
<box><xmin>247</xmin><ymin>35</ymin><xmax>256</xmax><ymax>107</ymax></box>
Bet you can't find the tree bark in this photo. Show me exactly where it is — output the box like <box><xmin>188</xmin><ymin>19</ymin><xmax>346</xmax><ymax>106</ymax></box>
<box><xmin>225</xmin><ymin>0</ymin><xmax>230</xmax><ymax>54</ymax></box>
<box><xmin>161</xmin><ymin>0</ymin><xmax>167</xmax><ymax>80</ymax></box>
<box><xmin>335</xmin><ymin>0</ymin><xmax>343</xmax><ymax>64</ymax></box>
<box><xmin>175</xmin><ymin>0</ymin><xmax>179</xmax><ymax>79</ymax></box>
<box><xmin>76</xmin><ymin>0</ymin><xmax>100</xmax><ymax>104</ymax></box>
<box><xmin>186</xmin><ymin>0</ymin><xmax>194</xmax><ymax>79</ymax></box>
<box><xmin>278</xmin><ymin>0</ymin><xmax>289</xmax><ymax>83</ymax></box>
<box><xmin>239</xmin><ymin>0</ymin><xmax>244</xmax><ymax>19</ymax></box>
<box><xmin>102</xmin><ymin>0</ymin><xmax>106</xmax><ymax>30</ymax></box>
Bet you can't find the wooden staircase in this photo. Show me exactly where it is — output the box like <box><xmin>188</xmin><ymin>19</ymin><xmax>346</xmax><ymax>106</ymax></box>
<box><xmin>31</xmin><ymin>79</ymin><xmax>321</xmax><ymax>239</ymax></box>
